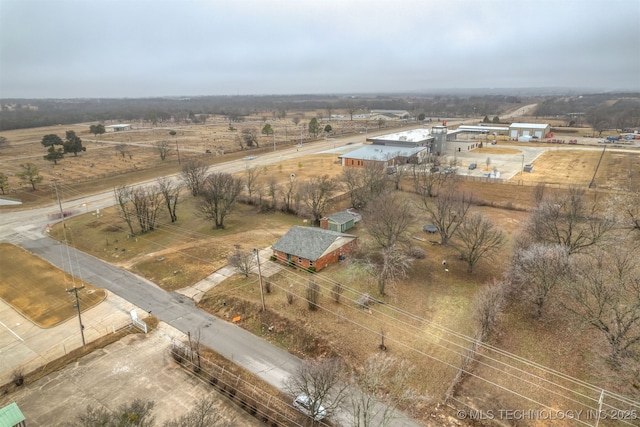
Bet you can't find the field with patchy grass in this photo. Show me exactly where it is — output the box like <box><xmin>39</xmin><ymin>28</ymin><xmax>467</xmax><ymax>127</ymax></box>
<box><xmin>0</xmin><ymin>243</ymin><xmax>106</xmax><ymax>327</ymax></box>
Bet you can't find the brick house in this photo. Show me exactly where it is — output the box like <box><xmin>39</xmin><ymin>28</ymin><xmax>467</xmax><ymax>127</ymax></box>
<box><xmin>271</xmin><ymin>226</ymin><xmax>357</xmax><ymax>271</ymax></box>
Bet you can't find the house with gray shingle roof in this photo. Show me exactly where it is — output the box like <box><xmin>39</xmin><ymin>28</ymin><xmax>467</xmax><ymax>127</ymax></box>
<box><xmin>271</xmin><ymin>226</ymin><xmax>357</xmax><ymax>271</ymax></box>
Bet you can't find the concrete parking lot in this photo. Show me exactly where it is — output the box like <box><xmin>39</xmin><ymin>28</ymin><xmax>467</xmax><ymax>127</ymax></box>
<box><xmin>0</xmin><ymin>291</ymin><xmax>141</xmax><ymax>385</ymax></box>
<box><xmin>0</xmin><ymin>322</ymin><xmax>260</xmax><ymax>426</ymax></box>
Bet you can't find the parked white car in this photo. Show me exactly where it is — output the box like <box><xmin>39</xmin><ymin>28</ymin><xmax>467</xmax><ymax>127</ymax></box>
<box><xmin>293</xmin><ymin>394</ymin><xmax>327</xmax><ymax>421</ymax></box>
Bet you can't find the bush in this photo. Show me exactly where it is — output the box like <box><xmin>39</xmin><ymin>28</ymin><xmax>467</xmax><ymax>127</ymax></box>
<box><xmin>170</xmin><ymin>343</ymin><xmax>189</xmax><ymax>365</ymax></box>
<box><xmin>286</xmin><ymin>285</ymin><xmax>294</xmax><ymax>304</ymax></box>
<box><xmin>12</xmin><ymin>369</ymin><xmax>24</xmax><ymax>387</ymax></box>
<box><xmin>331</xmin><ymin>283</ymin><xmax>344</xmax><ymax>303</ymax></box>
<box><xmin>407</xmin><ymin>246</ymin><xmax>426</xmax><ymax>259</ymax></box>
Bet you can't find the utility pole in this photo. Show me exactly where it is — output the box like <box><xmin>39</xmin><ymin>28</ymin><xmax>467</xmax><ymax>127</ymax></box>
<box><xmin>67</xmin><ymin>285</ymin><xmax>86</xmax><ymax>346</ymax></box>
<box><xmin>253</xmin><ymin>249</ymin><xmax>266</xmax><ymax>311</ymax></box>
<box><xmin>176</xmin><ymin>141</ymin><xmax>181</xmax><ymax>164</ymax></box>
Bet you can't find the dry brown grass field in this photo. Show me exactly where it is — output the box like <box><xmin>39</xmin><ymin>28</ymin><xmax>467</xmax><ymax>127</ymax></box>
<box><xmin>0</xmin><ymin>243</ymin><xmax>106</xmax><ymax>327</ymax></box>
<box><xmin>0</xmin><ymin>115</ymin><xmax>388</xmax><ymax>196</ymax></box>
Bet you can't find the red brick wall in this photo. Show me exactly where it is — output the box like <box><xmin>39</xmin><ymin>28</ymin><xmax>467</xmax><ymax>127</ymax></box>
<box><xmin>272</xmin><ymin>239</ymin><xmax>357</xmax><ymax>272</ymax></box>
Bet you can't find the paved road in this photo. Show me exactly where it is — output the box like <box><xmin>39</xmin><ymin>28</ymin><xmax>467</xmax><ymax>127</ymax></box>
<box><xmin>19</xmin><ymin>236</ymin><xmax>300</xmax><ymax>390</ymax></box>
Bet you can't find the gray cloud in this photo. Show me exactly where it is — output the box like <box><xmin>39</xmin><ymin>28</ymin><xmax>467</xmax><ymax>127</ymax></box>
<box><xmin>1</xmin><ymin>0</ymin><xmax>638</xmax><ymax>98</ymax></box>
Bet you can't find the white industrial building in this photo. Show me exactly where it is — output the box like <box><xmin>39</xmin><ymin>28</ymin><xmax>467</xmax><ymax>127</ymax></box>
<box><xmin>509</xmin><ymin>123</ymin><xmax>550</xmax><ymax>139</ymax></box>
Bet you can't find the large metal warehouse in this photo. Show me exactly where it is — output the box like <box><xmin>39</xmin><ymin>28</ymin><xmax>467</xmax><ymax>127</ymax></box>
<box><xmin>509</xmin><ymin>123</ymin><xmax>551</xmax><ymax>139</ymax></box>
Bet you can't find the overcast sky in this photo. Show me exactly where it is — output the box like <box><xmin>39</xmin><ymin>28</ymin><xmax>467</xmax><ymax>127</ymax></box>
<box><xmin>1</xmin><ymin>0</ymin><xmax>638</xmax><ymax>99</ymax></box>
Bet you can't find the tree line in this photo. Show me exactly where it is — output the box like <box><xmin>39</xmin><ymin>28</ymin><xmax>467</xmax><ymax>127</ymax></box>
<box><xmin>0</xmin><ymin>93</ymin><xmax>523</xmax><ymax>131</ymax></box>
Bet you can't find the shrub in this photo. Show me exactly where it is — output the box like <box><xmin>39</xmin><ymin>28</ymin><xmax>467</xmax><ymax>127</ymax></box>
<box><xmin>307</xmin><ymin>279</ymin><xmax>320</xmax><ymax>311</ymax></box>
<box><xmin>331</xmin><ymin>283</ymin><xmax>344</xmax><ymax>303</ymax></box>
<box><xmin>170</xmin><ymin>343</ymin><xmax>189</xmax><ymax>365</ymax></box>
<box><xmin>12</xmin><ymin>369</ymin><xmax>24</xmax><ymax>387</ymax></box>
<box><xmin>286</xmin><ymin>285</ymin><xmax>294</xmax><ymax>304</ymax></box>
<box><xmin>407</xmin><ymin>246</ymin><xmax>426</xmax><ymax>259</ymax></box>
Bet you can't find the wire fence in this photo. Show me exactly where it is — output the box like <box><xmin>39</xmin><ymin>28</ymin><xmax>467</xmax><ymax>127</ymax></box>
<box><xmin>0</xmin><ymin>316</ymin><xmax>134</xmax><ymax>386</ymax></box>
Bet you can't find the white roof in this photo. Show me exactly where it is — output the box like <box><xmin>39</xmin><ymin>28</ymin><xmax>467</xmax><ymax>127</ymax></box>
<box><xmin>457</xmin><ymin>125</ymin><xmax>509</xmax><ymax>132</ymax></box>
<box><xmin>106</xmin><ymin>123</ymin><xmax>130</xmax><ymax>128</ymax></box>
<box><xmin>339</xmin><ymin>144</ymin><xmax>427</xmax><ymax>161</ymax></box>
<box><xmin>510</xmin><ymin>123</ymin><xmax>549</xmax><ymax>129</ymax></box>
<box><xmin>368</xmin><ymin>129</ymin><xmax>432</xmax><ymax>143</ymax></box>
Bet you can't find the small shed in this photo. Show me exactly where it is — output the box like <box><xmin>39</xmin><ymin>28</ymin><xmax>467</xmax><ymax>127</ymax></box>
<box><xmin>320</xmin><ymin>210</ymin><xmax>357</xmax><ymax>232</ymax></box>
<box><xmin>0</xmin><ymin>402</ymin><xmax>26</xmax><ymax>427</ymax></box>
<box><xmin>105</xmin><ymin>123</ymin><xmax>131</xmax><ymax>132</ymax></box>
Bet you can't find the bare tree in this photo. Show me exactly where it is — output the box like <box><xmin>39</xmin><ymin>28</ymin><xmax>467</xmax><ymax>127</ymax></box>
<box><xmin>342</xmin><ymin>167</ymin><xmax>368</xmax><ymax>209</ymax></box>
<box><xmin>347</xmin><ymin>106</ymin><xmax>358</xmax><ymax>121</ymax></box>
<box><xmin>0</xmin><ymin>172</ymin><xmax>8</xmax><ymax>195</ymax></box>
<box><xmin>367</xmin><ymin>246</ymin><xmax>413</xmax><ymax>296</ymax></box>
<box><xmin>130</xmin><ymin>185</ymin><xmax>163</xmax><ymax>233</ymax></box>
<box><xmin>350</xmin><ymin>354</ymin><xmax>418</xmax><ymax>427</ymax></box>
<box><xmin>509</xmin><ymin>243</ymin><xmax>568</xmax><ymax>318</ymax></box>
<box><xmin>114</xmin><ymin>185</ymin><xmax>136</xmax><ymax>236</ymax></box>
<box><xmin>244</xmin><ymin>165</ymin><xmax>262</xmax><ymax>204</ymax></box>
<box><xmin>473</xmin><ymin>280</ymin><xmax>507</xmax><ymax>341</ymax></box>
<box><xmin>586</xmin><ymin>107</ymin><xmax>611</xmax><ymax>137</ymax></box>
<box><xmin>606</xmin><ymin>192</ymin><xmax>640</xmax><ymax>233</ymax></box>
<box><xmin>307</xmin><ymin>278</ymin><xmax>320</xmax><ymax>311</ymax></box>
<box><xmin>227</xmin><ymin>246</ymin><xmax>256</xmax><ymax>277</ymax></box>
<box><xmin>157</xmin><ymin>177</ymin><xmax>179</xmax><ymax>223</ymax></box>
<box><xmin>565</xmin><ymin>247</ymin><xmax>640</xmax><ymax>365</ymax></box>
<box><xmin>70</xmin><ymin>399</ymin><xmax>156</xmax><ymax>427</ymax></box>
<box><xmin>389</xmin><ymin>163</ymin><xmax>404</xmax><ymax>191</ymax></box>
<box><xmin>456</xmin><ymin>213</ymin><xmax>506</xmax><ymax>273</ymax></box>
<box><xmin>163</xmin><ymin>396</ymin><xmax>232</xmax><ymax>427</ymax></box>
<box><xmin>280</xmin><ymin>173</ymin><xmax>298</xmax><ymax>213</ymax></box>
<box><xmin>421</xmin><ymin>179</ymin><xmax>474</xmax><ymax>245</ymax></box>
<box><xmin>410</xmin><ymin>162</ymin><xmax>442</xmax><ymax>198</ymax></box>
<box><xmin>285</xmin><ymin>358</ymin><xmax>349</xmax><ymax>422</ymax></box>
<box><xmin>266</xmin><ymin>178</ymin><xmax>278</xmax><ymax>211</ymax></box>
<box><xmin>155</xmin><ymin>140</ymin><xmax>172</xmax><ymax>161</ymax></box>
<box><xmin>340</xmin><ymin>162</ymin><xmax>389</xmax><ymax>209</ymax></box>
<box><xmin>298</xmin><ymin>175</ymin><xmax>337</xmax><ymax>226</ymax></box>
<box><xmin>198</xmin><ymin>172</ymin><xmax>243</xmax><ymax>229</ymax></box>
<box><xmin>115</xmin><ymin>143</ymin><xmax>129</xmax><ymax>159</ymax></box>
<box><xmin>525</xmin><ymin>186</ymin><xmax>613</xmax><ymax>254</ymax></box>
<box><xmin>363</xmin><ymin>191</ymin><xmax>414</xmax><ymax>249</ymax></box>
<box><xmin>181</xmin><ymin>159</ymin><xmax>209</xmax><ymax>197</ymax></box>
<box><xmin>532</xmin><ymin>182</ymin><xmax>546</xmax><ymax>206</ymax></box>
<box><xmin>241</xmin><ymin>127</ymin><xmax>260</xmax><ymax>148</ymax></box>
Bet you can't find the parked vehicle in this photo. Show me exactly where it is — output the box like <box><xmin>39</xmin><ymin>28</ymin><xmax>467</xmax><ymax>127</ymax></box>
<box><xmin>468</xmin><ymin>163</ymin><xmax>477</xmax><ymax>170</ymax></box>
<box><xmin>293</xmin><ymin>394</ymin><xmax>327</xmax><ymax>421</ymax></box>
